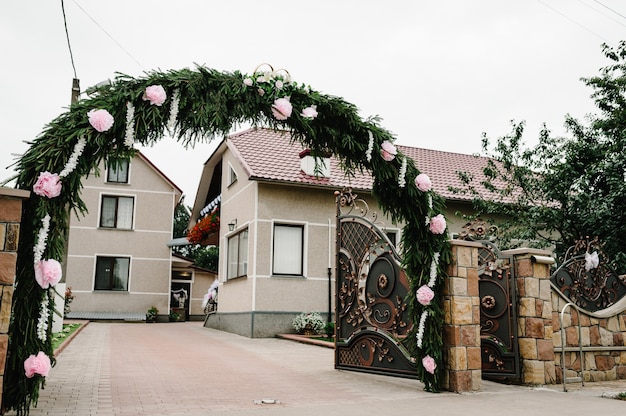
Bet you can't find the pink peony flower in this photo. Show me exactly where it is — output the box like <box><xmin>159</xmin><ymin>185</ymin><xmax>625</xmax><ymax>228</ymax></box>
<box><xmin>422</xmin><ymin>355</ymin><xmax>437</xmax><ymax>375</ymax></box>
<box><xmin>142</xmin><ymin>85</ymin><xmax>167</xmax><ymax>106</ymax></box>
<box><xmin>429</xmin><ymin>214</ymin><xmax>447</xmax><ymax>235</ymax></box>
<box><xmin>88</xmin><ymin>109</ymin><xmax>114</xmax><ymax>132</ymax></box>
<box><xmin>275</xmin><ymin>80</ymin><xmax>284</xmax><ymax>89</ymax></box>
<box><xmin>24</xmin><ymin>351</ymin><xmax>51</xmax><ymax>378</ymax></box>
<box><xmin>301</xmin><ymin>105</ymin><xmax>318</xmax><ymax>119</ymax></box>
<box><xmin>271</xmin><ymin>97</ymin><xmax>292</xmax><ymax>120</ymax></box>
<box><xmin>33</xmin><ymin>172</ymin><xmax>62</xmax><ymax>198</ymax></box>
<box><xmin>415</xmin><ymin>173</ymin><xmax>432</xmax><ymax>192</ymax></box>
<box><xmin>243</xmin><ymin>78</ymin><xmax>253</xmax><ymax>87</ymax></box>
<box><xmin>380</xmin><ymin>140</ymin><xmax>397</xmax><ymax>161</ymax></box>
<box><xmin>416</xmin><ymin>285</ymin><xmax>435</xmax><ymax>306</ymax></box>
<box><xmin>34</xmin><ymin>259</ymin><xmax>62</xmax><ymax>289</ymax></box>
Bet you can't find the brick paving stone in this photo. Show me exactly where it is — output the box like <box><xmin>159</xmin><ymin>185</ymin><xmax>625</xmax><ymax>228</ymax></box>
<box><xmin>5</xmin><ymin>321</ymin><xmax>626</xmax><ymax>416</ymax></box>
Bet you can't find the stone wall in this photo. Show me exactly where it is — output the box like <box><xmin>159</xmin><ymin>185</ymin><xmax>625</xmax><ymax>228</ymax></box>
<box><xmin>443</xmin><ymin>240</ymin><xmax>482</xmax><ymax>392</ymax></box>
<box><xmin>552</xmin><ymin>293</ymin><xmax>626</xmax><ymax>383</ymax></box>
<box><xmin>0</xmin><ymin>188</ymin><xmax>29</xmax><ymax>408</ymax></box>
<box><xmin>505</xmin><ymin>247</ymin><xmax>626</xmax><ymax>385</ymax></box>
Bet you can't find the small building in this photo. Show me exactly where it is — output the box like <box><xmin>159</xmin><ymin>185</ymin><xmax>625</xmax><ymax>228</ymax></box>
<box><xmin>171</xmin><ymin>252</ymin><xmax>217</xmax><ymax>321</ymax></box>
<box><xmin>65</xmin><ymin>151</ymin><xmax>184</xmax><ymax>321</ymax></box>
<box><xmin>190</xmin><ymin>128</ymin><xmax>496</xmax><ymax>337</ymax></box>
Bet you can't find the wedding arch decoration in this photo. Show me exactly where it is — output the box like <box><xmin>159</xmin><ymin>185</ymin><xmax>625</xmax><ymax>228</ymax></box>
<box><xmin>5</xmin><ymin>64</ymin><xmax>451</xmax><ymax>413</ymax></box>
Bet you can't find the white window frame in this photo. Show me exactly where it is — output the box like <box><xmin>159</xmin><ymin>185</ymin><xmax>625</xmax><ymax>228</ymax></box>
<box><xmin>94</xmin><ymin>255</ymin><xmax>131</xmax><ymax>291</ymax></box>
<box><xmin>99</xmin><ymin>194</ymin><xmax>135</xmax><ymax>230</ymax></box>
<box><xmin>226</xmin><ymin>228</ymin><xmax>248</xmax><ymax>279</ymax></box>
<box><xmin>106</xmin><ymin>159</ymin><xmax>130</xmax><ymax>184</ymax></box>
<box><xmin>272</xmin><ymin>223</ymin><xmax>305</xmax><ymax>277</ymax></box>
<box><xmin>227</xmin><ymin>162</ymin><xmax>238</xmax><ymax>187</ymax></box>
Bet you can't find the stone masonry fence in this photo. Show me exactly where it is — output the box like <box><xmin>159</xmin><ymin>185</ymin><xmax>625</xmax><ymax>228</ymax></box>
<box><xmin>442</xmin><ymin>240</ymin><xmax>626</xmax><ymax>391</ymax></box>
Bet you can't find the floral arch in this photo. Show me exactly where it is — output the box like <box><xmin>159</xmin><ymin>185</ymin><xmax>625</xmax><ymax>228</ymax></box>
<box><xmin>5</xmin><ymin>65</ymin><xmax>451</xmax><ymax>413</ymax></box>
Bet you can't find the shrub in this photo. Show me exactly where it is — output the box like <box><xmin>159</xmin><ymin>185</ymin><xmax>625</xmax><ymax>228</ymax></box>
<box><xmin>292</xmin><ymin>312</ymin><xmax>325</xmax><ymax>334</ymax></box>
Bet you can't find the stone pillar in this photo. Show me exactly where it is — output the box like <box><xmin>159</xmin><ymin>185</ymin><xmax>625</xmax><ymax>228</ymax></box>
<box><xmin>503</xmin><ymin>248</ymin><xmax>556</xmax><ymax>385</ymax></box>
<box><xmin>443</xmin><ymin>240</ymin><xmax>482</xmax><ymax>392</ymax></box>
<box><xmin>0</xmin><ymin>188</ymin><xmax>30</xmax><ymax>407</ymax></box>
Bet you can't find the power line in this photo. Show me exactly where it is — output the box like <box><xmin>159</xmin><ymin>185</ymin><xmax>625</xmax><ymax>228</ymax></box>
<box><xmin>70</xmin><ymin>0</ymin><xmax>145</xmax><ymax>70</ymax></box>
<box><xmin>579</xmin><ymin>0</ymin><xmax>626</xmax><ymax>28</ymax></box>
<box><xmin>593</xmin><ymin>0</ymin><xmax>626</xmax><ymax>21</ymax></box>
<box><xmin>536</xmin><ymin>0</ymin><xmax>614</xmax><ymax>45</ymax></box>
<box><xmin>61</xmin><ymin>0</ymin><xmax>78</xmax><ymax>79</ymax></box>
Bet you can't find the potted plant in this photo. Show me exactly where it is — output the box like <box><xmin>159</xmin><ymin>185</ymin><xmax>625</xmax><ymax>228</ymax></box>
<box><xmin>169</xmin><ymin>310</ymin><xmax>181</xmax><ymax>322</ymax></box>
<box><xmin>146</xmin><ymin>306</ymin><xmax>158</xmax><ymax>323</ymax></box>
<box><xmin>292</xmin><ymin>312</ymin><xmax>325</xmax><ymax>335</ymax></box>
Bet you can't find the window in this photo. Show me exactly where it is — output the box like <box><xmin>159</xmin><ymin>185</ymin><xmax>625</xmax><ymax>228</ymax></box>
<box><xmin>227</xmin><ymin>229</ymin><xmax>248</xmax><ymax>279</ymax></box>
<box><xmin>273</xmin><ymin>224</ymin><xmax>304</xmax><ymax>276</ymax></box>
<box><xmin>228</xmin><ymin>164</ymin><xmax>238</xmax><ymax>186</ymax></box>
<box><xmin>107</xmin><ymin>159</ymin><xmax>129</xmax><ymax>183</ymax></box>
<box><xmin>95</xmin><ymin>256</ymin><xmax>130</xmax><ymax>291</ymax></box>
<box><xmin>100</xmin><ymin>195</ymin><xmax>134</xmax><ymax>229</ymax></box>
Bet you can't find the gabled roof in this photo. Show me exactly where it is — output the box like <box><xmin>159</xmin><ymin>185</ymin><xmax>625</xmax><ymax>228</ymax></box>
<box><xmin>226</xmin><ymin>127</ymin><xmax>497</xmax><ymax>202</ymax></box>
<box><xmin>136</xmin><ymin>151</ymin><xmax>183</xmax><ymax>200</ymax></box>
<box><xmin>228</xmin><ymin>128</ymin><xmax>372</xmax><ymax>190</ymax></box>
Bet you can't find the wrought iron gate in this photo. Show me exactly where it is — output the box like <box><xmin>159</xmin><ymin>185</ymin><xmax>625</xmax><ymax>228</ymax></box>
<box><xmin>477</xmin><ymin>241</ymin><xmax>520</xmax><ymax>381</ymax></box>
<box><xmin>334</xmin><ymin>189</ymin><xmax>416</xmax><ymax>378</ymax></box>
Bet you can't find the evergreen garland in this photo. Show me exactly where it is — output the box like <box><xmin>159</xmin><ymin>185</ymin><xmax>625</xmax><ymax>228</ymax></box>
<box><xmin>5</xmin><ymin>65</ymin><xmax>451</xmax><ymax>413</ymax></box>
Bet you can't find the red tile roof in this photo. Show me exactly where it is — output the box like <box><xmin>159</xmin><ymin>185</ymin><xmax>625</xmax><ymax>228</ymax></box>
<box><xmin>228</xmin><ymin>128</ymin><xmax>501</xmax><ymax>202</ymax></box>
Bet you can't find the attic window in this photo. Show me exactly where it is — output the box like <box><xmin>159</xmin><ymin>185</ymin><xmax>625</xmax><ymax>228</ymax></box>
<box><xmin>299</xmin><ymin>149</ymin><xmax>330</xmax><ymax>178</ymax></box>
<box><xmin>228</xmin><ymin>163</ymin><xmax>238</xmax><ymax>186</ymax></box>
<box><xmin>107</xmin><ymin>159</ymin><xmax>129</xmax><ymax>184</ymax></box>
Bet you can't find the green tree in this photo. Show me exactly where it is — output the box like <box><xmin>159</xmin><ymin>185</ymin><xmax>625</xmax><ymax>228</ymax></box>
<box><xmin>455</xmin><ymin>41</ymin><xmax>626</xmax><ymax>272</ymax></box>
<box><xmin>191</xmin><ymin>245</ymin><xmax>219</xmax><ymax>271</ymax></box>
<box><xmin>173</xmin><ymin>198</ymin><xmax>191</xmax><ymax>240</ymax></box>
<box><xmin>172</xmin><ymin>199</ymin><xmax>219</xmax><ymax>271</ymax></box>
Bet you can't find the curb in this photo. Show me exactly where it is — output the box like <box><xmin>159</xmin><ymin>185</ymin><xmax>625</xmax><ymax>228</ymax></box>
<box><xmin>54</xmin><ymin>320</ymin><xmax>89</xmax><ymax>357</ymax></box>
<box><xmin>276</xmin><ymin>333</ymin><xmax>335</xmax><ymax>349</ymax></box>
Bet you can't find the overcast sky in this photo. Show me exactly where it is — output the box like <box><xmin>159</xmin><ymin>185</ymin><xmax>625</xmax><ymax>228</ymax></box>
<box><xmin>1</xmin><ymin>1</ymin><xmax>624</xmax><ymax>203</ymax></box>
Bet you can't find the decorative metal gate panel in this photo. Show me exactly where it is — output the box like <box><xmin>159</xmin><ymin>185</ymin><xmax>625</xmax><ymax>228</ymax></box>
<box><xmin>477</xmin><ymin>242</ymin><xmax>520</xmax><ymax>381</ymax></box>
<box><xmin>335</xmin><ymin>190</ymin><xmax>416</xmax><ymax>378</ymax></box>
<box><xmin>550</xmin><ymin>237</ymin><xmax>626</xmax><ymax>313</ymax></box>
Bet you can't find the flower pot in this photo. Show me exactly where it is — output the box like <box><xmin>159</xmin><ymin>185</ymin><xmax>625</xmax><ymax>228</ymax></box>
<box><xmin>301</xmin><ymin>324</ymin><xmax>317</xmax><ymax>336</ymax></box>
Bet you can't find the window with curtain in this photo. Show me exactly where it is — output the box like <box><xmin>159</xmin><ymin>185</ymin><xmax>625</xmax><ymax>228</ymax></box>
<box><xmin>95</xmin><ymin>256</ymin><xmax>130</xmax><ymax>291</ymax></box>
<box><xmin>100</xmin><ymin>195</ymin><xmax>134</xmax><ymax>229</ymax></box>
<box><xmin>227</xmin><ymin>228</ymin><xmax>248</xmax><ymax>279</ymax></box>
<box><xmin>273</xmin><ymin>224</ymin><xmax>304</xmax><ymax>276</ymax></box>
<box><xmin>107</xmin><ymin>159</ymin><xmax>129</xmax><ymax>183</ymax></box>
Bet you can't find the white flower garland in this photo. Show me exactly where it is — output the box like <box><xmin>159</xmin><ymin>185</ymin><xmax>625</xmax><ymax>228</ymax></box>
<box><xmin>33</xmin><ymin>214</ymin><xmax>51</xmax><ymax>265</ymax></box>
<box><xmin>37</xmin><ymin>299</ymin><xmax>49</xmax><ymax>341</ymax></box>
<box><xmin>428</xmin><ymin>252</ymin><xmax>441</xmax><ymax>287</ymax></box>
<box><xmin>167</xmin><ymin>89</ymin><xmax>180</xmax><ymax>135</ymax></box>
<box><xmin>428</xmin><ymin>194</ymin><xmax>433</xmax><ymax>210</ymax></box>
<box><xmin>366</xmin><ymin>131</ymin><xmax>374</xmax><ymax>162</ymax></box>
<box><xmin>416</xmin><ymin>310</ymin><xmax>428</xmax><ymax>348</ymax></box>
<box><xmin>398</xmin><ymin>157</ymin><xmax>407</xmax><ymax>188</ymax></box>
<box><xmin>124</xmin><ymin>102</ymin><xmax>135</xmax><ymax>147</ymax></box>
<box><xmin>58</xmin><ymin>136</ymin><xmax>86</xmax><ymax>178</ymax></box>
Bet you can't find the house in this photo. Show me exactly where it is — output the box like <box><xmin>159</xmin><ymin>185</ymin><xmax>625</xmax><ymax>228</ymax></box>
<box><xmin>65</xmin><ymin>151</ymin><xmax>187</xmax><ymax>322</ymax></box>
<box><xmin>189</xmin><ymin>127</ymin><xmax>496</xmax><ymax>337</ymax></box>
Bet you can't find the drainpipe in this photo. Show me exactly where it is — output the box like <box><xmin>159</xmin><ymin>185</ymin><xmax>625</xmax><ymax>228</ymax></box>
<box><xmin>328</xmin><ymin>218</ymin><xmax>332</xmax><ymax>324</ymax></box>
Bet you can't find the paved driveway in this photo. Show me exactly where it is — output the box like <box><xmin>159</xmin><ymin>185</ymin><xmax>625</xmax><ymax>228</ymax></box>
<box><xmin>6</xmin><ymin>321</ymin><xmax>626</xmax><ymax>415</ymax></box>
